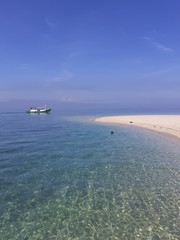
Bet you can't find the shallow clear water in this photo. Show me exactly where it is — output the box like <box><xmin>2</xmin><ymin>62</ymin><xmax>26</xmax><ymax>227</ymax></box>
<box><xmin>0</xmin><ymin>112</ymin><xmax>180</xmax><ymax>239</ymax></box>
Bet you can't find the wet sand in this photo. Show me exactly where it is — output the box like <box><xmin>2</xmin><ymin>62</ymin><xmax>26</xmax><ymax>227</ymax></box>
<box><xmin>95</xmin><ymin>115</ymin><xmax>180</xmax><ymax>139</ymax></box>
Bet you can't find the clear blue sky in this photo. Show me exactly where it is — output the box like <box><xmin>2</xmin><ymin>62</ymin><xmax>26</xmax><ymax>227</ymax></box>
<box><xmin>0</xmin><ymin>0</ymin><xmax>180</xmax><ymax>112</ymax></box>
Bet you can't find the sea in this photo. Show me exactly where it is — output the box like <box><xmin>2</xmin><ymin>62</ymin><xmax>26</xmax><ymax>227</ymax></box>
<box><xmin>0</xmin><ymin>111</ymin><xmax>180</xmax><ymax>240</ymax></box>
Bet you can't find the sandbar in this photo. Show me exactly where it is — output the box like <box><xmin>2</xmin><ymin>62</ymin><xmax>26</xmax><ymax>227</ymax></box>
<box><xmin>95</xmin><ymin>115</ymin><xmax>180</xmax><ymax>139</ymax></box>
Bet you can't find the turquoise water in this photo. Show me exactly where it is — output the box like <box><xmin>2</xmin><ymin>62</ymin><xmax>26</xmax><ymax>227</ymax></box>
<box><xmin>0</xmin><ymin>112</ymin><xmax>180</xmax><ymax>239</ymax></box>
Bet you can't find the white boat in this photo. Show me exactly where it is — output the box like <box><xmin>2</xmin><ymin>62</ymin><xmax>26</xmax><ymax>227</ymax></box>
<box><xmin>26</xmin><ymin>105</ymin><xmax>51</xmax><ymax>113</ymax></box>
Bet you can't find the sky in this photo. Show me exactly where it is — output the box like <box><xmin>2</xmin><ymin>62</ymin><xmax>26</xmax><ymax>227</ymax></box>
<box><xmin>0</xmin><ymin>0</ymin><xmax>180</xmax><ymax>112</ymax></box>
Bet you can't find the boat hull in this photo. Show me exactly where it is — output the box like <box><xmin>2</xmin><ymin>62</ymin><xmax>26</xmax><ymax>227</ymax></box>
<box><xmin>26</xmin><ymin>108</ymin><xmax>51</xmax><ymax>113</ymax></box>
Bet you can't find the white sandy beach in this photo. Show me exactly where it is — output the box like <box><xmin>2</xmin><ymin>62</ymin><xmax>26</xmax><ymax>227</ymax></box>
<box><xmin>96</xmin><ymin>115</ymin><xmax>180</xmax><ymax>139</ymax></box>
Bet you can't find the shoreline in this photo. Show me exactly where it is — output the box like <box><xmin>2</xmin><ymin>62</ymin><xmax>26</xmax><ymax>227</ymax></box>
<box><xmin>95</xmin><ymin>115</ymin><xmax>180</xmax><ymax>139</ymax></box>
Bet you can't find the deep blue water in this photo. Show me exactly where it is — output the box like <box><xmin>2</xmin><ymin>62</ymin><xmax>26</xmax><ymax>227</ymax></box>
<box><xmin>0</xmin><ymin>112</ymin><xmax>180</xmax><ymax>239</ymax></box>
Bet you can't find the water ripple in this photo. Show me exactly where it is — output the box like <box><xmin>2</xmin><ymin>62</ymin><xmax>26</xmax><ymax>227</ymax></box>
<box><xmin>0</xmin><ymin>113</ymin><xmax>179</xmax><ymax>239</ymax></box>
